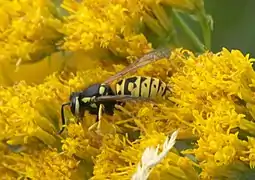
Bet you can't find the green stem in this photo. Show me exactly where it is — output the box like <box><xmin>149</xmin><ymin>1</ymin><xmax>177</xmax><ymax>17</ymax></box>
<box><xmin>197</xmin><ymin>10</ymin><xmax>212</xmax><ymax>50</ymax></box>
<box><xmin>143</xmin><ymin>13</ymin><xmax>167</xmax><ymax>37</ymax></box>
<box><xmin>169</xmin><ymin>30</ymin><xmax>180</xmax><ymax>47</ymax></box>
<box><xmin>173</xmin><ymin>10</ymin><xmax>205</xmax><ymax>53</ymax></box>
<box><xmin>151</xmin><ymin>4</ymin><xmax>172</xmax><ymax>32</ymax></box>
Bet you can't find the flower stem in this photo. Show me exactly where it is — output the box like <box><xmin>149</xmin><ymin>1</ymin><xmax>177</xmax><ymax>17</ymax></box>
<box><xmin>197</xmin><ymin>10</ymin><xmax>212</xmax><ymax>50</ymax></box>
<box><xmin>172</xmin><ymin>10</ymin><xmax>205</xmax><ymax>53</ymax></box>
<box><xmin>151</xmin><ymin>4</ymin><xmax>172</xmax><ymax>32</ymax></box>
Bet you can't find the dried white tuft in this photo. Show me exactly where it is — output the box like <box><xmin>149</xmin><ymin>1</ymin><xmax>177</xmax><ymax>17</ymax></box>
<box><xmin>131</xmin><ymin>130</ymin><xmax>179</xmax><ymax>180</ymax></box>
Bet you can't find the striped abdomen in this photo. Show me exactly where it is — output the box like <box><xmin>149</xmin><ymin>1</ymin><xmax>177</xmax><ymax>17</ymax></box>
<box><xmin>115</xmin><ymin>76</ymin><xmax>168</xmax><ymax>98</ymax></box>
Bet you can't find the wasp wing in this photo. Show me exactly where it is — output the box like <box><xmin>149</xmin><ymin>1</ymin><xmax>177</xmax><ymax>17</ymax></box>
<box><xmin>104</xmin><ymin>47</ymin><xmax>171</xmax><ymax>84</ymax></box>
<box><xmin>94</xmin><ymin>95</ymin><xmax>156</xmax><ymax>103</ymax></box>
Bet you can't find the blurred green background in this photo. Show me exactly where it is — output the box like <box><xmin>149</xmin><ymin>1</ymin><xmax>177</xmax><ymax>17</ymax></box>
<box><xmin>205</xmin><ymin>0</ymin><xmax>255</xmax><ymax>57</ymax></box>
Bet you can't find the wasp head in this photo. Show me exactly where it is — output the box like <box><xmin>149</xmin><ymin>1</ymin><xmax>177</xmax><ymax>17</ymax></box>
<box><xmin>58</xmin><ymin>92</ymin><xmax>83</xmax><ymax>134</ymax></box>
<box><xmin>69</xmin><ymin>92</ymin><xmax>81</xmax><ymax>116</ymax></box>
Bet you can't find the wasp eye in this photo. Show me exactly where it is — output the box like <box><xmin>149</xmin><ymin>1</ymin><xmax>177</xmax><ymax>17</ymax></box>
<box><xmin>70</xmin><ymin>97</ymin><xmax>76</xmax><ymax>115</ymax></box>
<box><xmin>69</xmin><ymin>92</ymin><xmax>81</xmax><ymax>116</ymax></box>
<box><xmin>70</xmin><ymin>95</ymin><xmax>80</xmax><ymax>116</ymax></box>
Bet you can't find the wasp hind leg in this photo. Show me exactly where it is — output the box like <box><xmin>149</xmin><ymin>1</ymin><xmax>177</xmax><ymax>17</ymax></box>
<box><xmin>115</xmin><ymin>102</ymin><xmax>126</xmax><ymax>112</ymax></box>
<box><xmin>114</xmin><ymin>103</ymin><xmax>133</xmax><ymax>117</ymax></box>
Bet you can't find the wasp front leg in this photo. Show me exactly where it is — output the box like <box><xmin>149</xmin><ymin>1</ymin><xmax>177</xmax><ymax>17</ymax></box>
<box><xmin>77</xmin><ymin>109</ymin><xmax>85</xmax><ymax>124</ymax></box>
<box><xmin>88</xmin><ymin>104</ymin><xmax>104</xmax><ymax>132</ymax></box>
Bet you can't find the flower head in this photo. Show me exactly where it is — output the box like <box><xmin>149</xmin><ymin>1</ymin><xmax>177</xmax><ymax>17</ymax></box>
<box><xmin>92</xmin><ymin>129</ymin><xmax>197</xmax><ymax>180</ymax></box>
<box><xmin>61</xmin><ymin>0</ymin><xmax>151</xmax><ymax>57</ymax></box>
<box><xmin>1</xmin><ymin>46</ymin><xmax>255</xmax><ymax>180</ymax></box>
<box><xmin>2</xmin><ymin>148</ymin><xmax>79</xmax><ymax>179</ymax></box>
<box><xmin>132</xmin><ymin>130</ymin><xmax>179</xmax><ymax>180</ymax></box>
<box><xmin>170</xmin><ymin>48</ymin><xmax>255</xmax><ymax>178</ymax></box>
<box><xmin>0</xmin><ymin>0</ymin><xmax>63</xmax><ymax>64</ymax></box>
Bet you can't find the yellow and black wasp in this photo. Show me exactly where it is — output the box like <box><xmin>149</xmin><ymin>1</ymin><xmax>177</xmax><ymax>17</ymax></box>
<box><xmin>58</xmin><ymin>48</ymin><xmax>171</xmax><ymax>134</ymax></box>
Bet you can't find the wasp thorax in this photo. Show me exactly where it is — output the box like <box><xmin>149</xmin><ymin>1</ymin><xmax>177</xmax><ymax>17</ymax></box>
<box><xmin>69</xmin><ymin>92</ymin><xmax>81</xmax><ymax>116</ymax></box>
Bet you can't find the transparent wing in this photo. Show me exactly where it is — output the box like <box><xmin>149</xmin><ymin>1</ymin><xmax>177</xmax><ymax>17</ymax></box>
<box><xmin>104</xmin><ymin>47</ymin><xmax>171</xmax><ymax>84</ymax></box>
<box><xmin>94</xmin><ymin>95</ymin><xmax>156</xmax><ymax>103</ymax></box>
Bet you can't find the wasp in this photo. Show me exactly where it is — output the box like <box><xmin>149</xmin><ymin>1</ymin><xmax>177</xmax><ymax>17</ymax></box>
<box><xmin>58</xmin><ymin>48</ymin><xmax>171</xmax><ymax>134</ymax></box>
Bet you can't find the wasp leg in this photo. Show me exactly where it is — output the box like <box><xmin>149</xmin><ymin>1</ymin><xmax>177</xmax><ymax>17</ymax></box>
<box><xmin>88</xmin><ymin>122</ymin><xmax>98</xmax><ymax>132</ymax></box>
<box><xmin>114</xmin><ymin>102</ymin><xmax>126</xmax><ymax>112</ymax></box>
<box><xmin>96</xmin><ymin>104</ymin><xmax>105</xmax><ymax>132</ymax></box>
<box><xmin>77</xmin><ymin>109</ymin><xmax>85</xmax><ymax>124</ymax></box>
<box><xmin>98</xmin><ymin>104</ymin><xmax>104</xmax><ymax>121</ymax></box>
<box><xmin>88</xmin><ymin>104</ymin><xmax>104</xmax><ymax>132</ymax></box>
<box><xmin>114</xmin><ymin>104</ymin><xmax>133</xmax><ymax>117</ymax></box>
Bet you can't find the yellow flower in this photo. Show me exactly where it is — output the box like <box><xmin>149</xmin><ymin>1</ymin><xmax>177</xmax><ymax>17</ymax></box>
<box><xmin>0</xmin><ymin>60</ymin><xmax>117</xmax><ymax>147</ymax></box>
<box><xmin>0</xmin><ymin>52</ymin><xmax>66</xmax><ymax>86</ymax></box>
<box><xmin>60</xmin><ymin>0</ymin><xmax>156</xmax><ymax>57</ymax></box>
<box><xmin>61</xmin><ymin>123</ymin><xmax>100</xmax><ymax>160</ymax></box>
<box><xmin>190</xmin><ymin>132</ymin><xmax>248</xmax><ymax>178</ymax></box>
<box><xmin>0</xmin><ymin>0</ymin><xmax>63</xmax><ymax>64</ymax></box>
<box><xmin>2</xmin><ymin>148</ymin><xmax>79</xmax><ymax>179</ymax></box>
<box><xmin>60</xmin><ymin>0</ymin><xmax>203</xmax><ymax>60</ymax></box>
<box><xmin>2</xmin><ymin>47</ymin><xmax>255</xmax><ymax>179</ymax></box>
<box><xmin>170</xmin><ymin>48</ymin><xmax>255</xmax><ymax>178</ymax></box>
<box><xmin>2</xmin><ymin>0</ymin><xmax>254</xmax><ymax>179</ymax></box>
<box><xmin>132</xmin><ymin>130</ymin><xmax>179</xmax><ymax>180</ymax></box>
<box><xmin>240</xmin><ymin>137</ymin><xmax>255</xmax><ymax>168</ymax></box>
<box><xmin>0</xmin><ymin>80</ymin><xmax>62</xmax><ymax>147</ymax></box>
<box><xmin>60</xmin><ymin>0</ymin><xmax>205</xmax><ymax>62</ymax></box>
<box><xmin>92</xmin><ymin>131</ymin><xmax>198</xmax><ymax>180</ymax></box>
<box><xmin>0</xmin><ymin>59</ymin><xmax>121</xmax><ymax>179</ymax></box>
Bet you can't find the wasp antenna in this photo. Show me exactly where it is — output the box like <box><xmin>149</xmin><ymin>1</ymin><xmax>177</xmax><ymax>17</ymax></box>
<box><xmin>58</xmin><ymin>102</ymin><xmax>71</xmax><ymax>134</ymax></box>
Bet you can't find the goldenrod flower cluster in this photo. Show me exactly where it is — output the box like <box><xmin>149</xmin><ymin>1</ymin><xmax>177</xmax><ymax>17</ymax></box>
<box><xmin>0</xmin><ymin>0</ymin><xmax>205</xmax><ymax>66</ymax></box>
<box><xmin>1</xmin><ymin>0</ymin><xmax>255</xmax><ymax>180</ymax></box>
<box><xmin>2</xmin><ymin>47</ymin><xmax>255</xmax><ymax>179</ymax></box>
<box><xmin>60</xmin><ymin>0</ymin><xmax>151</xmax><ymax>57</ymax></box>
<box><xmin>0</xmin><ymin>0</ymin><xmax>62</xmax><ymax>64</ymax></box>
